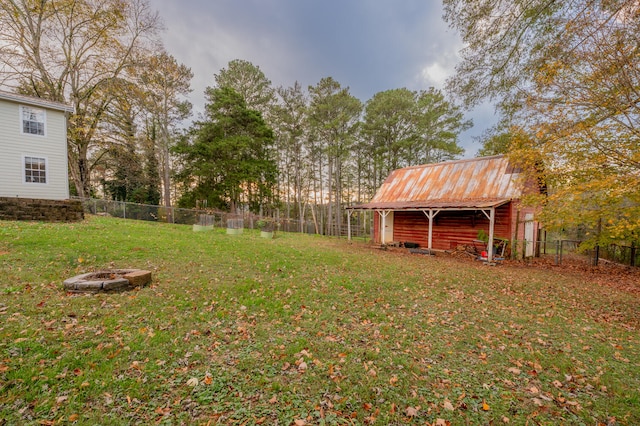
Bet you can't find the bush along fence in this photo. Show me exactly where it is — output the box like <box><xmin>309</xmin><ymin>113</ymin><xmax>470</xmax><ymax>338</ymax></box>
<box><xmin>72</xmin><ymin>197</ymin><xmax>372</xmax><ymax>239</ymax></box>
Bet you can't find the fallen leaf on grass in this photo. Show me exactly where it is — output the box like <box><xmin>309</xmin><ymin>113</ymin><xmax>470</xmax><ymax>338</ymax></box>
<box><xmin>405</xmin><ymin>406</ymin><xmax>418</xmax><ymax>417</ymax></box>
<box><xmin>294</xmin><ymin>420</ymin><xmax>306</xmax><ymax>426</ymax></box>
<box><xmin>482</xmin><ymin>401</ymin><xmax>490</xmax><ymax>411</ymax></box>
<box><xmin>443</xmin><ymin>400</ymin><xmax>454</xmax><ymax>411</ymax></box>
<box><xmin>614</xmin><ymin>352</ymin><xmax>629</xmax><ymax>362</ymax></box>
<box><xmin>507</xmin><ymin>367</ymin><xmax>521</xmax><ymax>375</ymax></box>
<box><xmin>186</xmin><ymin>377</ymin><xmax>198</xmax><ymax>387</ymax></box>
<box><xmin>155</xmin><ymin>407</ymin><xmax>171</xmax><ymax>416</ymax></box>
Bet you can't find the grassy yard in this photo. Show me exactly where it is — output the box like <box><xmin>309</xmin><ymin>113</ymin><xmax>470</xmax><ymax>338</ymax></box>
<box><xmin>1</xmin><ymin>216</ymin><xmax>639</xmax><ymax>425</ymax></box>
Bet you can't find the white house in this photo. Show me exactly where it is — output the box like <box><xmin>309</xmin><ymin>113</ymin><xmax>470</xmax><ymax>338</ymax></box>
<box><xmin>0</xmin><ymin>90</ymin><xmax>74</xmax><ymax>200</ymax></box>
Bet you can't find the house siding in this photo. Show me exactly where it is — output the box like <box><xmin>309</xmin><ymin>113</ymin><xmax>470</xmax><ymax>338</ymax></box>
<box><xmin>0</xmin><ymin>98</ymin><xmax>69</xmax><ymax>200</ymax></box>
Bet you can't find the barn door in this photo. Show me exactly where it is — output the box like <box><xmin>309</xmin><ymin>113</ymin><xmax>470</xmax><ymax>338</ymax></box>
<box><xmin>524</xmin><ymin>213</ymin><xmax>534</xmax><ymax>257</ymax></box>
<box><xmin>383</xmin><ymin>211</ymin><xmax>394</xmax><ymax>243</ymax></box>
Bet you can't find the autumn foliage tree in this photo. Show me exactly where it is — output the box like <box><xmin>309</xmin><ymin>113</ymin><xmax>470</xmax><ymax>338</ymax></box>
<box><xmin>444</xmin><ymin>0</ymin><xmax>640</xmax><ymax>247</ymax></box>
<box><xmin>137</xmin><ymin>52</ymin><xmax>193</xmax><ymax>210</ymax></box>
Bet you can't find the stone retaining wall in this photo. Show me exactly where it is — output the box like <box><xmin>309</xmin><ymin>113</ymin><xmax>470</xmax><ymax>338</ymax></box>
<box><xmin>0</xmin><ymin>197</ymin><xmax>84</xmax><ymax>222</ymax></box>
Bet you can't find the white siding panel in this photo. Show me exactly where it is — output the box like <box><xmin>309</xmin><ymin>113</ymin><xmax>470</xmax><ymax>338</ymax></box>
<box><xmin>0</xmin><ymin>99</ymin><xmax>69</xmax><ymax>200</ymax></box>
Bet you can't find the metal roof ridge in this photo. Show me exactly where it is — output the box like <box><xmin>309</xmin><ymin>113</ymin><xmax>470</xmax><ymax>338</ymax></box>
<box><xmin>396</xmin><ymin>154</ymin><xmax>507</xmax><ymax>171</ymax></box>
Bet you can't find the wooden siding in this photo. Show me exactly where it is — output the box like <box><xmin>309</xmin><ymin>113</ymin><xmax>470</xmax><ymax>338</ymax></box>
<box><xmin>374</xmin><ymin>204</ymin><xmax>513</xmax><ymax>250</ymax></box>
<box><xmin>0</xmin><ymin>98</ymin><xmax>69</xmax><ymax>200</ymax></box>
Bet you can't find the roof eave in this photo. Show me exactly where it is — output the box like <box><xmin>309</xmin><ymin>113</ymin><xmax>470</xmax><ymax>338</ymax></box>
<box><xmin>346</xmin><ymin>199</ymin><xmax>513</xmax><ymax>211</ymax></box>
<box><xmin>0</xmin><ymin>90</ymin><xmax>74</xmax><ymax>113</ymax></box>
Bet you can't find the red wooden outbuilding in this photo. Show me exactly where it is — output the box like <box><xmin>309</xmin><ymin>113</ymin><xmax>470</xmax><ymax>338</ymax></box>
<box><xmin>347</xmin><ymin>155</ymin><xmax>540</xmax><ymax>261</ymax></box>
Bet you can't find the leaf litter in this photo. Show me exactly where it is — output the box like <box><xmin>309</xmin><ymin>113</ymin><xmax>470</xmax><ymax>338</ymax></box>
<box><xmin>0</xmin><ymin>217</ymin><xmax>638</xmax><ymax>424</ymax></box>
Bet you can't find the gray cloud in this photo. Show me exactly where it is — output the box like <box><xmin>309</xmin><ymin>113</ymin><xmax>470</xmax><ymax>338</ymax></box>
<box><xmin>153</xmin><ymin>0</ymin><xmax>498</xmax><ymax>157</ymax></box>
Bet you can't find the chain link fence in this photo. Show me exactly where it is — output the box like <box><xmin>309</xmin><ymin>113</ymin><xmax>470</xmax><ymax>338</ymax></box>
<box><xmin>72</xmin><ymin>197</ymin><xmax>372</xmax><ymax>239</ymax></box>
<box><xmin>534</xmin><ymin>238</ymin><xmax>638</xmax><ymax>268</ymax></box>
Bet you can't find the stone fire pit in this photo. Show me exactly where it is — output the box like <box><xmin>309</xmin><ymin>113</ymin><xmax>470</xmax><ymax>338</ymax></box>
<box><xmin>63</xmin><ymin>269</ymin><xmax>152</xmax><ymax>293</ymax></box>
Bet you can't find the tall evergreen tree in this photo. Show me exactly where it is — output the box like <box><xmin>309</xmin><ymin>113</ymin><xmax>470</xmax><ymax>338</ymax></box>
<box><xmin>273</xmin><ymin>82</ymin><xmax>311</xmax><ymax>227</ymax></box>
<box><xmin>173</xmin><ymin>87</ymin><xmax>277</xmax><ymax>213</ymax></box>
<box><xmin>308</xmin><ymin>77</ymin><xmax>362</xmax><ymax>236</ymax></box>
<box><xmin>214</xmin><ymin>59</ymin><xmax>275</xmax><ymax>119</ymax></box>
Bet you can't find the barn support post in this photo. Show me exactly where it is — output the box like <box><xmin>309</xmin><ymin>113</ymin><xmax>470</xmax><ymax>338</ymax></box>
<box><xmin>480</xmin><ymin>208</ymin><xmax>496</xmax><ymax>262</ymax></box>
<box><xmin>347</xmin><ymin>209</ymin><xmax>353</xmax><ymax>241</ymax></box>
<box><xmin>422</xmin><ymin>209</ymin><xmax>441</xmax><ymax>251</ymax></box>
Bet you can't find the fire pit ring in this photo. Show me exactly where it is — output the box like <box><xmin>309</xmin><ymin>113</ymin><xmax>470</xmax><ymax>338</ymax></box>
<box><xmin>63</xmin><ymin>269</ymin><xmax>151</xmax><ymax>293</ymax></box>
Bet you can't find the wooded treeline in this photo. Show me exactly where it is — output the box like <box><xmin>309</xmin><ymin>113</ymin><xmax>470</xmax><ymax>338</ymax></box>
<box><xmin>0</xmin><ymin>0</ymin><xmax>470</xmax><ymax>235</ymax></box>
<box><xmin>3</xmin><ymin>0</ymin><xmax>636</xmax><ymax>246</ymax></box>
<box><xmin>174</xmin><ymin>62</ymin><xmax>471</xmax><ymax>235</ymax></box>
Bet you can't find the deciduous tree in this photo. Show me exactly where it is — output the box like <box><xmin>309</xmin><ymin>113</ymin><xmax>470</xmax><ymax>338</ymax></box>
<box><xmin>444</xmin><ymin>0</ymin><xmax>640</xmax><ymax>246</ymax></box>
<box><xmin>137</xmin><ymin>51</ymin><xmax>193</xmax><ymax>209</ymax></box>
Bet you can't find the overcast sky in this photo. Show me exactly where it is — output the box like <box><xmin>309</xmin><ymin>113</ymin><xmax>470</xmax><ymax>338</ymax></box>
<box><xmin>153</xmin><ymin>0</ymin><xmax>498</xmax><ymax>157</ymax></box>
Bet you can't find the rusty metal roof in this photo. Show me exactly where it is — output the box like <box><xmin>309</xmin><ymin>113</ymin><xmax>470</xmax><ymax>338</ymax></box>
<box><xmin>351</xmin><ymin>155</ymin><xmax>524</xmax><ymax>210</ymax></box>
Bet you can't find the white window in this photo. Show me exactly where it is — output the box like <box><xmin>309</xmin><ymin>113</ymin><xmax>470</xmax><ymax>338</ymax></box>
<box><xmin>21</xmin><ymin>106</ymin><xmax>46</xmax><ymax>136</ymax></box>
<box><xmin>24</xmin><ymin>156</ymin><xmax>47</xmax><ymax>184</ymax></box>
